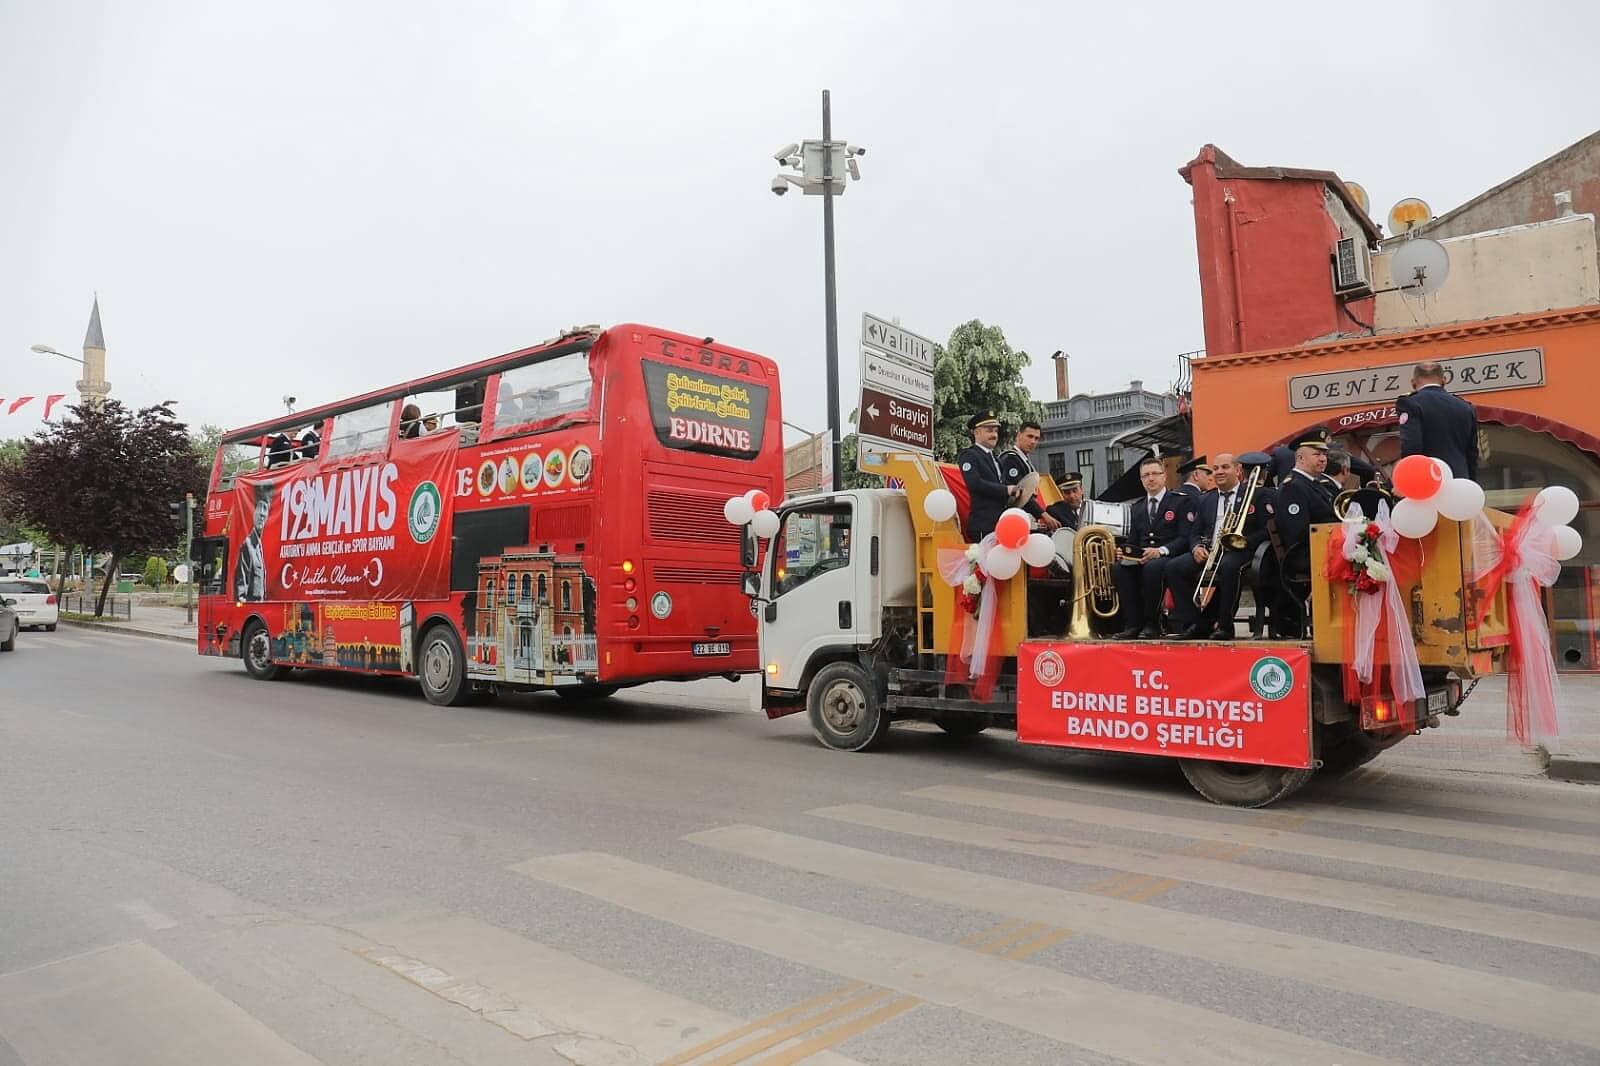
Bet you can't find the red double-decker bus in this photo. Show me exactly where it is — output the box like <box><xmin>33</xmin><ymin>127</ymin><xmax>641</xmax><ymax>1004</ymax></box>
<box><xmin>193</xmin><ymin>324</ymin><xmax>782</xmax><ymax>705</ymax></box>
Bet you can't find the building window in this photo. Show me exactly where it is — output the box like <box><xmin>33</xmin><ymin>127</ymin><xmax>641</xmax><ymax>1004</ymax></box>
<box><xmin>1048</xmin><ymin>452</ymin><xmax>1066</xmax><ymax>479</ymax></box>
<box><xmin>1076</xmin><ymin>448</ymin><xmax>1094</xmax><ymax>474</ymax></box>
<box><xmin>483</xmin><ymin>581</ymin><xmax>495</xmax><ymax>609</ymax></box>
<box><xmin>537</xmin><ymin>573</ymin><xmax>548</xmax><ymax>602</ymax></box>
<box><xmin>1107</xmin><ymin>453</ymin><xmax>1124</xmax><ymax>481</ymax></box>
<box><xmin>561</xmin><ymin>581</ymin><xmax>572</xmax><ymax>612</ymax></box>
<box><xmin>520</xmin><ymin>573</ymin><xmax>532</xmax><ymax>602</ymax></box>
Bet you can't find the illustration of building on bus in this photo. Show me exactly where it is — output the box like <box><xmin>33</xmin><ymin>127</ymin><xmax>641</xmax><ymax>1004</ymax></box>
<box><xmin>468</xmin><ymin>544</ymin><xmax>597</xmax><ymax>683</ymax></box>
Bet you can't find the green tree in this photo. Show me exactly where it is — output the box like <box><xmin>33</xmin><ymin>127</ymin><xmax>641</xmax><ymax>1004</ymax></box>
<box><xmin>1</xmin><ymin>401</ymin><xmax>207</xmax><ymax>616</ymax></box>
<box><xmin>143</xmin><ymin>555</ymin><xmax>169</xmax><ymax>588</ymax></box>
<box><xmin>932</xmin><ymin>320</ymin><xmax>1044</xmax><ymax>460</ymax></box>
<box><xmin>0</xmin><ymin>439</ymin><xmax>27</xmax><ymax>545</ymax></box>
<box><xmin>191</xmin><ymin>423</ymin><xmax>252</xmax><ymax>482</ymax></box>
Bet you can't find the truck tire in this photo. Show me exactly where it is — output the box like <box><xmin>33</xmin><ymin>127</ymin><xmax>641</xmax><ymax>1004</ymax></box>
<box><xmin>417</xmin><ymin>625</ymin><xmax>471</xmax><ymax>707</ymax></box>
<box><xmin>555</xmin><ymin>684</ymin><xmax>620</xmax><ymax>702</ymax></box>
<box><xmin>808</xmin><ymin>661</ymin><xmax>891</xmax><ymax>752</ymax></box>
<box><xmin>241</xmin><ymin>620</ymin><xmax>284</xmax><ymax>681</ymax></box>
<box><xmin>1179</xmin><ymin>759</ymin><xmax>1313</xmax><ymax>808</ymax></box>
<box><xmin>933</xmin><ymin>712</ymin><xmax>989</xmax><ymax>737</ymax></box>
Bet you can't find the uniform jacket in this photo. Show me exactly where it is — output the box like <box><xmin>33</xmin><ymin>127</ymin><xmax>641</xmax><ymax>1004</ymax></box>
<box><xmin>1187</xmin><ymin>484</ymin><xmax>1275</xmax><ymax>554</ymax></box>
<box><xmin>1125</xmin><ymin>490</ymin><xmax>1188</xmax><ymax>557</ymax></box>
<box><xmin>1275</xmin><ymin>471</ymin><xmax>1336</xmax><ymax>567</ymax></box>
<box><xmin>1397</xmin><ymin>384</ymin><xmax>1478</xmax><ymax>479</ymax></box>
<box><xmin>957</xmin><ymin>443</ymin><xmax>1009</xmax><ymax>541</ymax></box>
<box><xmin>998</xmin><ymin>447</ymin><xmax>1045</xmax><ymax>518</ymax></box>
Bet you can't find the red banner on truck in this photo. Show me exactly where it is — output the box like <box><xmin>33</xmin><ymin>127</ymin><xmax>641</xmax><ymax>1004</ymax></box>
<box><xmin>227</xmin><ymin>432</ymin><xmax>456</xmax><ymax>603</ymax></box>
<box><xmin>1016</xmin><ymin>642</ymin><xmax>1313</xmax><ymax>769</ymax></box>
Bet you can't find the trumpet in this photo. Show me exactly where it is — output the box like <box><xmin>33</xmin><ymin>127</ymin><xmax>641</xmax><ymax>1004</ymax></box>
<box><xmin>1193</xmin><ymin>466</ymin><xmax>1262</xmax><ymax>608</ymax></box>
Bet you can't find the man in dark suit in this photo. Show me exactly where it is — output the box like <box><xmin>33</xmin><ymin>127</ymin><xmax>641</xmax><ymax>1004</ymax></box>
<box><xmin>1275</xmin><ymin>430</ymin><xmax>1338</xmax><ymax>634</ymax></box>
<box><xmin>1397</xmin><ymin>361</ymin><xmax>1478</xmax><ymax>479</ymax></box>
<box><xmin>1173</xmin><ymin>455</ymin><xmax>1213</xmax><ymax>503</ymax></box>
<box><xmin>1112</xmin><ymin>456</ymin><xmax>1188</xmax><ymax>639</ymax></box>
<box><xmin>999</xmin><ymin>420</ymin><xmax>1061</xmax><ymax>532</ymax></box>
<box><xmin>1166</xmin><ymin>453</ymin><xmax>1275</xmax><ymax>640</ymax></box>
<box><xmin>1046</xmin><ymin>472</ymin><xmax>1084</xmax><ymax>531</ymax></box>
<box><xmin>956</xmin><ymin>412</ymin><xmax>1009</xmax><ymax>543</ymax></box>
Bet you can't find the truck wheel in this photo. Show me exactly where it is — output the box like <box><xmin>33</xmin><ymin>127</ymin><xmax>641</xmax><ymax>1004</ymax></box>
<box><xmin>418</xmin><ymin>625</ymin><xmax>471</xmax><ymax>707</ymax></box>
<box><xmin>808</xmin><ymin>662</ymin><xmax>891</xmax><ymax>752</ymax></box>
<box><xmin>1179</xmin><ymin>759</ymin><xmax>1313</xmax><ymax>808</ymax></box>
<box><xmin>241</xmin><ymin>620</ymin><xmax>283</xmax><ymax>681</ymax></box>
<box><xmin>933</xmin><ymin>712</ymin><xmax>989</xmax><ymax>737</ymax></box>
<box><xmin>555</xmin><ymin>684</ymin><xmax>619</xmax><ymax>702</ymax></box>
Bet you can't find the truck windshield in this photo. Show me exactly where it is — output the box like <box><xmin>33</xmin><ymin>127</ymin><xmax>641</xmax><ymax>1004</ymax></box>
<box><xmin>772</xmin><ymin>503</ymin><xmax>851</xmax><ymax>597</ymax></box>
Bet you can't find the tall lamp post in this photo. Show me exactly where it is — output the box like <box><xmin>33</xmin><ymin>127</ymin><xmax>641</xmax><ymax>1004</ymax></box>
<box><xmin>771</xmin><ymin>90</ymin><xmax>864</xmax><ymax>490</ymax></box>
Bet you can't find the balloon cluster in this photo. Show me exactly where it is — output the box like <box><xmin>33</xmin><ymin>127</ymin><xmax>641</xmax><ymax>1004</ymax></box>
<box><xmin>1533</xmin><ymin>485</ymin><xmax>1585</xmax><ymax>561</ymax></box>
<box><xmin>724</xmin><ymin>488</ymin><xmax>780</xmax><ymax>539</ymax></box>
<box><xmin>1389</xmin><ymin>456</ymin><xmax>1486</xmax><ymax>538</ymax></box>
<box><xmin>922</xmin><ymin>494</ymin><xmax>1053</xmax><ymax>579</ymax></box>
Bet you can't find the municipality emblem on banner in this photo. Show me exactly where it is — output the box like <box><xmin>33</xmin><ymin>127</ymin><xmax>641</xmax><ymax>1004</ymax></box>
<box><xmin>1249</xmin><ymin>655</ymin><xmax>1293</xmax><ymax>701</ymax></box>
<box><xmin>408</xmin><ymin>481</ymin><xmax>442</xmax><ymax>544</ymax></box>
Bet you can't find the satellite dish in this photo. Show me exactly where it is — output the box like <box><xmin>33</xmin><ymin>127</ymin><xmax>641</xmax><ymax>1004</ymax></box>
<box><xmin>1344</xmin><ymin>181</ymin><xmax>1371</xmax><ymax>216</ymax></box>
<box><xmin>1388</xmin><ymin>197</ymin><xmax>1432</xmax><ymax>235</ymax></box>
<box><xmin>1390</xmin><ymin>238</ymin><xmax>1450</xmax><ymax>297</ymax></box>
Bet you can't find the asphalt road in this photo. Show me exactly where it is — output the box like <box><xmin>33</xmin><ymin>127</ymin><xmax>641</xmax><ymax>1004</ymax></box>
<box><xmin>3</xmin><ymin>626</ymin><xmax>1599</xmax><ymax>1065</ymax></box>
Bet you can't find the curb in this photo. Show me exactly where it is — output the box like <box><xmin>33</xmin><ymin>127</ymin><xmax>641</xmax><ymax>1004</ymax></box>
<box><xmin>61</xmin><ymin>618</ymin><xmax>195</xmax><ymax>647</ymax></box>
<box><xmin>1546</xmin><ymin>753</ymin><xmax>1600</xmax><ymax>785</ymax></box>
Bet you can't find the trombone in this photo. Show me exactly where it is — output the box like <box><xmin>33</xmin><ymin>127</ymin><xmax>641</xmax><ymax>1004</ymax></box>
<box><xmin>1193</xmin><ymin>466</ymin><xmax>1263</xmax><ymax>608</ymax></box>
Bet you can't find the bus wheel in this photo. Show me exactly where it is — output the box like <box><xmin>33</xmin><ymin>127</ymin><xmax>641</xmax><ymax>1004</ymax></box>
<box><xmin>554</xmin><ymin>684</ymin><xmax>619</xmax><ymax>702</ymax></box>
<box><xmin>418</xmin><ymin>626</ymin><xmax>471</xmax><ymax>707</ymax></box>
<box><xmin>1179</xmin><ymin>759</ymin><xmax>1313</xmax><ymax>808</ymax></box>
<box><xmin>933</xmin><ymin>712</ymin><xmax>989</xmax><ymax>737</ymax></box>
<box><xmin>808</xmin><ymin>662</ymin><xmax>890</xmax><ymax>752</ymax></box>
<box><xmin>241</xmin><ymin>620</ymin><xmax>283</xmax><ymax>682</ymax></box>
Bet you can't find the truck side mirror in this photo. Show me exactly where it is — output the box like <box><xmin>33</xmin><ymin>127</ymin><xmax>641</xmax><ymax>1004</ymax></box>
<box><xmin>740</xmin><ymin>525</ymin><xmax>757</xmax><ymax>568</ymax></box>
<box><xmin>741</xmin><ymin>571</ymin><xmax>761</xmax><ymax>597</ymax></box>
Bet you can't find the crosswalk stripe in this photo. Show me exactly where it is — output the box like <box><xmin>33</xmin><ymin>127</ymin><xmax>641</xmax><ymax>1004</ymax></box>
<box><xmin>1338</xmin><ymin>768</ymin><xmax>1600</xmax><ymax>826</ymax></box>
<box><xmin>912</xmin><ymin>784</ymin><xmax>1600</xmax><ymax>900</ymax></box>
<box><xmin>999</xmin><ymin>927</ymin><xmax>1074</xmax><ymax>961</ymax></box>
<box><xmin>699</xmin><ymin>987</ymin><xmax>896</xmax><ymax>1065</ymax></box>
<box><xmin>813</xmin><ymin>804</ymin><xmax>1600</xmax><ymax>955</ymax></box>
<box><xmin>958</xmin><ymin>919</ymin><xmax>1027</xmax><ymax>947</ymax></box>
<box><xmin>971</xmin><ymin>921</ymin><xmax>1050</xmax><ymax>955</ymax></box>
<box><xmin>351</xmin><ymin>912</ymin><xmax>863</xmax><ymax>1065</ymax></box>
<box><xmin>687</xmin><ymin>825</ymin><xmax>1600</xmax><ymax>1049</ymax></box>
<box><xmin>756</xmin><ymin>995</ymin><xmax>921</xmax><ymax>1065</ymax></box>
<box><xmin>994</xmin><ymin>769</ymin><xmax>1600</xmax><ymax>857</ymax></box>
<box><xmin>0</xmin><ymin>941</ymin><xmax>318</xmax><ymax>1065</ymax></box>
<box><xmin>658</xmin><ymin>982</ymin><xmax>867</xmax><ymax>1065</ymax></box>
<box><xmin>512</xmin><ymin>851</ymin><xmax>1395</xmax><ymax>1066</ymax></box>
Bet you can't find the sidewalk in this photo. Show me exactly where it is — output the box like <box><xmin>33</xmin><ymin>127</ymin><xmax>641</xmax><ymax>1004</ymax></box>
<box><xmin>63</xmin><ymin>602</ymin><xmax>197</xmax><ymax>646</ymax></box>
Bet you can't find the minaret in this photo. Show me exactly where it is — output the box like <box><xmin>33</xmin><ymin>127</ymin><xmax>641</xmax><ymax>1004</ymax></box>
<box><xmin>79</xmin><ymin>296</ymin><xmax>111</xmax><ymax>409</ymax></box>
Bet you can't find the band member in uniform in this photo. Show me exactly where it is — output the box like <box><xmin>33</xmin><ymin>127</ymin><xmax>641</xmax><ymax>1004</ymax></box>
<box><xmin>1397</xmin><ymin>360</ymin><xmax>1479</xmax><ymax>478</ymax></box>
<box><xmin>1112</xmin><ymin>456</ymin><xmax>1188</xmax><ymax>639</ymax></box>
<box><xmin>1173</xmin><ymin>455</ymin><xmax>1214</xmax><ymax>502</ymax></box>
<box><xmin>1275</xmin><ymin>430</ymin><xmax>1337</xmax><ymax>634</ymax></box>
<box><xmin>1046</xmin><ymin>472</ymin><xmax>1084</xmax><ymax>531</ymax></box>
<box><xmin>1166</xmin><ymin>452</ymin><xmax>1275</xmax><ymax>639</ymax></box>
<box><xmin>234</xmin><ymin>479</ymin><xmax>276</xmax><ymax>603</ymax></box>
<box><xmin>999</xmin><ymin>420</ymin><xmax>1060</xmax><ymax>531</ymax></box>
<box><xmin>956</xmin><ymin>412</ymin><xmax>1010</xmax><ymax>543</ymax></box>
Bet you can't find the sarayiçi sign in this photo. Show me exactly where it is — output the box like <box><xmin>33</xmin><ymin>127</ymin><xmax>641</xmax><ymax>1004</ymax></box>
<box><xmin>1286</xmin><ymin>348</ymin><xmax>1544</xmax><ymax>412</ymax></box>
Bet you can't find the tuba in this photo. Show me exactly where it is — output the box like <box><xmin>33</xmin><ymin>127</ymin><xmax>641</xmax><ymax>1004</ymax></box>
<box><xmin>1068</xmin><ymin>525</ymin><xmax>1121</xmax><ymax>638</ymax></box>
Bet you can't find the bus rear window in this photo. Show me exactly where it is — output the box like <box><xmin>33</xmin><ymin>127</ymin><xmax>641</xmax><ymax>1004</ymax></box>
<box><xmin>641</xmin><ymin>361</ymin><xmax>769</xmax><ymax>459</ymax></box>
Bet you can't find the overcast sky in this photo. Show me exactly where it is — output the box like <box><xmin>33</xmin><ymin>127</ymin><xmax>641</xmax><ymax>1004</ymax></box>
<box><xmin>4</xmin><ymin>1</ymin><xmax>1597</xmax><ymax>444</ymax></box>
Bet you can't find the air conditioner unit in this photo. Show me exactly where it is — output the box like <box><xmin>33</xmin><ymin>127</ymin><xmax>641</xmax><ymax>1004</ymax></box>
<box><xmin>1332</xmin><ymin>235</ymin><xmax>1372</xmax><ymax>295</ymax></box>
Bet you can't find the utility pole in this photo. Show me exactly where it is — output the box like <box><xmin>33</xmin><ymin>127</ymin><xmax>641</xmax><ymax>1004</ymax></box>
<box><xmin>184</xmin><ymin>493</ymin><xmax>195</xmax><ymax>624</ymax></box>
<box><xmin>820</xmin><ymin>90</ymin><xmax>842</xmax><ymax>487</ymax></box>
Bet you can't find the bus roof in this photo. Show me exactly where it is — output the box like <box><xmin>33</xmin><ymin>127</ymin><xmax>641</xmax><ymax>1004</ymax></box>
<box><xmin>220</xmin><ymin>327</ymin><xmax>603</xmax><ymax>446</ymax></box>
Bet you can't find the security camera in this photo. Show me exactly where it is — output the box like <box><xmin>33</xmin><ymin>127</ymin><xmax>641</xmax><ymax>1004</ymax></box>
<box><xmin>771</xmin><ymin>175</ymin><xmax>789</xmax><ymax>196</ymax></box>
<box><xmin>773</xmin><ymin>143</ymin><xmax>799</xmax><ymax>163</ymax></box>
<box><xmin>846</xmin><ymin>144</ymin><xmax>865</xmax><ymax>157</ymax></box>
<box><xmin>282</xmin><ymin>394</ymin><xmax>297</xmax><ymax>410</ymax></box>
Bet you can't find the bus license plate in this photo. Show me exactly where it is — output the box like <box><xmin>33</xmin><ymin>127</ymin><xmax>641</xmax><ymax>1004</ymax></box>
<box><xmin>693</xmin><ymin>642</ymin><xmax>731</xmax><ymax>657</ymax></box>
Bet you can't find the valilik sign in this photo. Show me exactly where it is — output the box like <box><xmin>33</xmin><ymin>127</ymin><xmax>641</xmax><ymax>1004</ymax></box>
<box><xmin>1017</xmin><ymin>642</ymin><xmax>1313</xmax><ymax>768</ymax></box>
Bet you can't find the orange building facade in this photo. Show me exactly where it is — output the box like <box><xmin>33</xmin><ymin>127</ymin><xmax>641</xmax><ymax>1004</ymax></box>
<box><xmin>1191</xmin><ymin>306</ymin><xmax>1600</xmax><ymax>669</ymax></box>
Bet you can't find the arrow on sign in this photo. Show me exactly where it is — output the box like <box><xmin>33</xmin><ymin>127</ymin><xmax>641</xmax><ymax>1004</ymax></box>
<box><xmin>866</xmin><ymin>403</ymin><xmax>880</xmax><ymax>419</ymax></box>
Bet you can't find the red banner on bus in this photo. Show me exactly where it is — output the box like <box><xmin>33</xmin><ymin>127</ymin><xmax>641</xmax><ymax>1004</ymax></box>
<box><xmin>228</xmin><ymin>432</ymin><xmax>456</xmax><ymax>603</ymax></box>
<box><xmin>1016</xmin><ymin>642</ymin><xmax>1312</xmax><ymax>769</ymax></box>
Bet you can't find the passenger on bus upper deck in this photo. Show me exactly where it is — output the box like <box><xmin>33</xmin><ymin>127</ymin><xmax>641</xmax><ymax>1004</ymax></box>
<box><xmin>400</xmin><ymin>404</ymin><xmax>424</xmax><ymax>439</ymax></box>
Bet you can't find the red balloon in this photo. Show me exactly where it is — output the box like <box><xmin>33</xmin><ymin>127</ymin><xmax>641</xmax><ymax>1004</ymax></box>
<box><xmin>995</xmin><ymin>510</ymin><xmax>1031</xmax><ymax>550</ymax></box>
<box><xmin>1392</xmin><ymin>454</ymin><xmax>1445</xmax><ymax>500</ymax></box>
<box><xmin>746</xmin><ymin>489</ymin><xmax>771</xmax><ymax>512</ymax></box>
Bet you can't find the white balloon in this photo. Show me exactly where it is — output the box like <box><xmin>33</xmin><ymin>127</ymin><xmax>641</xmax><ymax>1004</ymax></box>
<box><xmin>724</xmin><ymin>496</ymin><xmax>754</xmax><ymax>526</ymax></box>
<box><xmin>1021</xmin><ymin>533</ymin><xmax>1057</xmax><ymax>567</ymax></box>
<box><xmin>983</xmin><ymin>546</ymin><xmax>1022</xmax><ymax>580</ymax></box>
<box><xmin>923</xmin><ymin>488</ymin><xmax>958</xmax><ymax>523</ymax></box>
<box><xmin>1434</xmin><ymin>478</ymin><xmax>1486</xmax><ymax>521</ymax></box>
<box><xmin>750</xmin><ymin>509</ymin><xmax>781</xmax><ymax>539</ymax></box>
<box><xmin>1390</xmin><ymin>497</ymin><xmax>1439</xmax><ymax>539</ymax></box>
<box><xmin>1554</xmin><ymin>524</ymin><xmax>1583</xmax><ymax>561</ymax></box>
<box><xmin>1535</xmin><ymin>485</ymin><xmax>1581</xmax><ymax>527</ymax></box>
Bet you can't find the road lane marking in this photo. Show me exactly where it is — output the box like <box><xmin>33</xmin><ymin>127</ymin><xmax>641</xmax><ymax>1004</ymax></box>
<box><xmin>687</xmin><ymin>824</ymin><xmax>1600</xmax><ymax>1049</ymax></box>
<box><xmin>1000</xmin><ymin>927</ymin><xmax>1074</xmax><ymax>960</ymax></box>
<box><xmin>756</xmin><ymin>994</ymin><xmax>920</xmax><ymax>1065</ymax></box>
<box><xmin>995</xmin><ymin>769</ymin><xmax>1600</xmax><ymax>856</ymax></box>
<box><xmin>656</xmin><ymin>981</ymin><xmax>867</xmax><ymax>1065</ymax></box>
<box><xmin>512</xmin><ymin>851</ymin><xmax>1393</xmax><ymax>1066</ymax></box>
<box><xmin>912</xmin><ymin>784</ymin><xmax>1600</xmax><ymax>900</ymax></box>
<box><xmin>38</xmin><ymin>635</ymin><xmax>91</xmax><ymax>648</ymax></box>
<box><xmin>433</xmin><ymin>733</ymin><xmax>569</xmax><ymax>748</ymax></box>
<box><xmin>0</xmin><ymin>940</ymin><xmax>319</xmax><ymax>1064</ymax></box>
<box><xmin>356</xmin><ymin>949</ymin><xmax>557</xmax><ymax>1040</ymax></box>
<box><xmin>114</xmin><ymin>900</ymin><xmax>178</xmax><ymax>931</ymax></box>
<box><xmin>350</xmin><ymin>912</ymin><xmax>861</xmax><ymax>1065</ymax></box>
<box><xmin>957</xmin><ymin>919</ymin><xmax>1028</xmax><ymax>947</ymax></box>
<box><xmin>697</xmin><ymin>987</ymin><xmax>896</xmax><ymax>1065</ymax></box>
<box><xmin>813</xmin><ymin>804</ymin><xmax>1600</xmax><ymax>954</ymax></box>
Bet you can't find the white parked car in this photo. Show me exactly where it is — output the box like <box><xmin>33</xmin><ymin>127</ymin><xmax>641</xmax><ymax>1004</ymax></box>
<box><xmin>0</xmin><ymin>578</ymin><xmax>58</xmax><ymax>631</ymax></box>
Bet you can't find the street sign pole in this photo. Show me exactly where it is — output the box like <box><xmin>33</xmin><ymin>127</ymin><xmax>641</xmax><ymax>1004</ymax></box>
<box><xmin>184</xmin><ymin>492</ymin><xmax>194</xmax><ymax>624</ymax></box>
<box><xmin>821</xmin><ymin>89</ymin><xmax>843</xmax><ymax>488</ymax></box>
